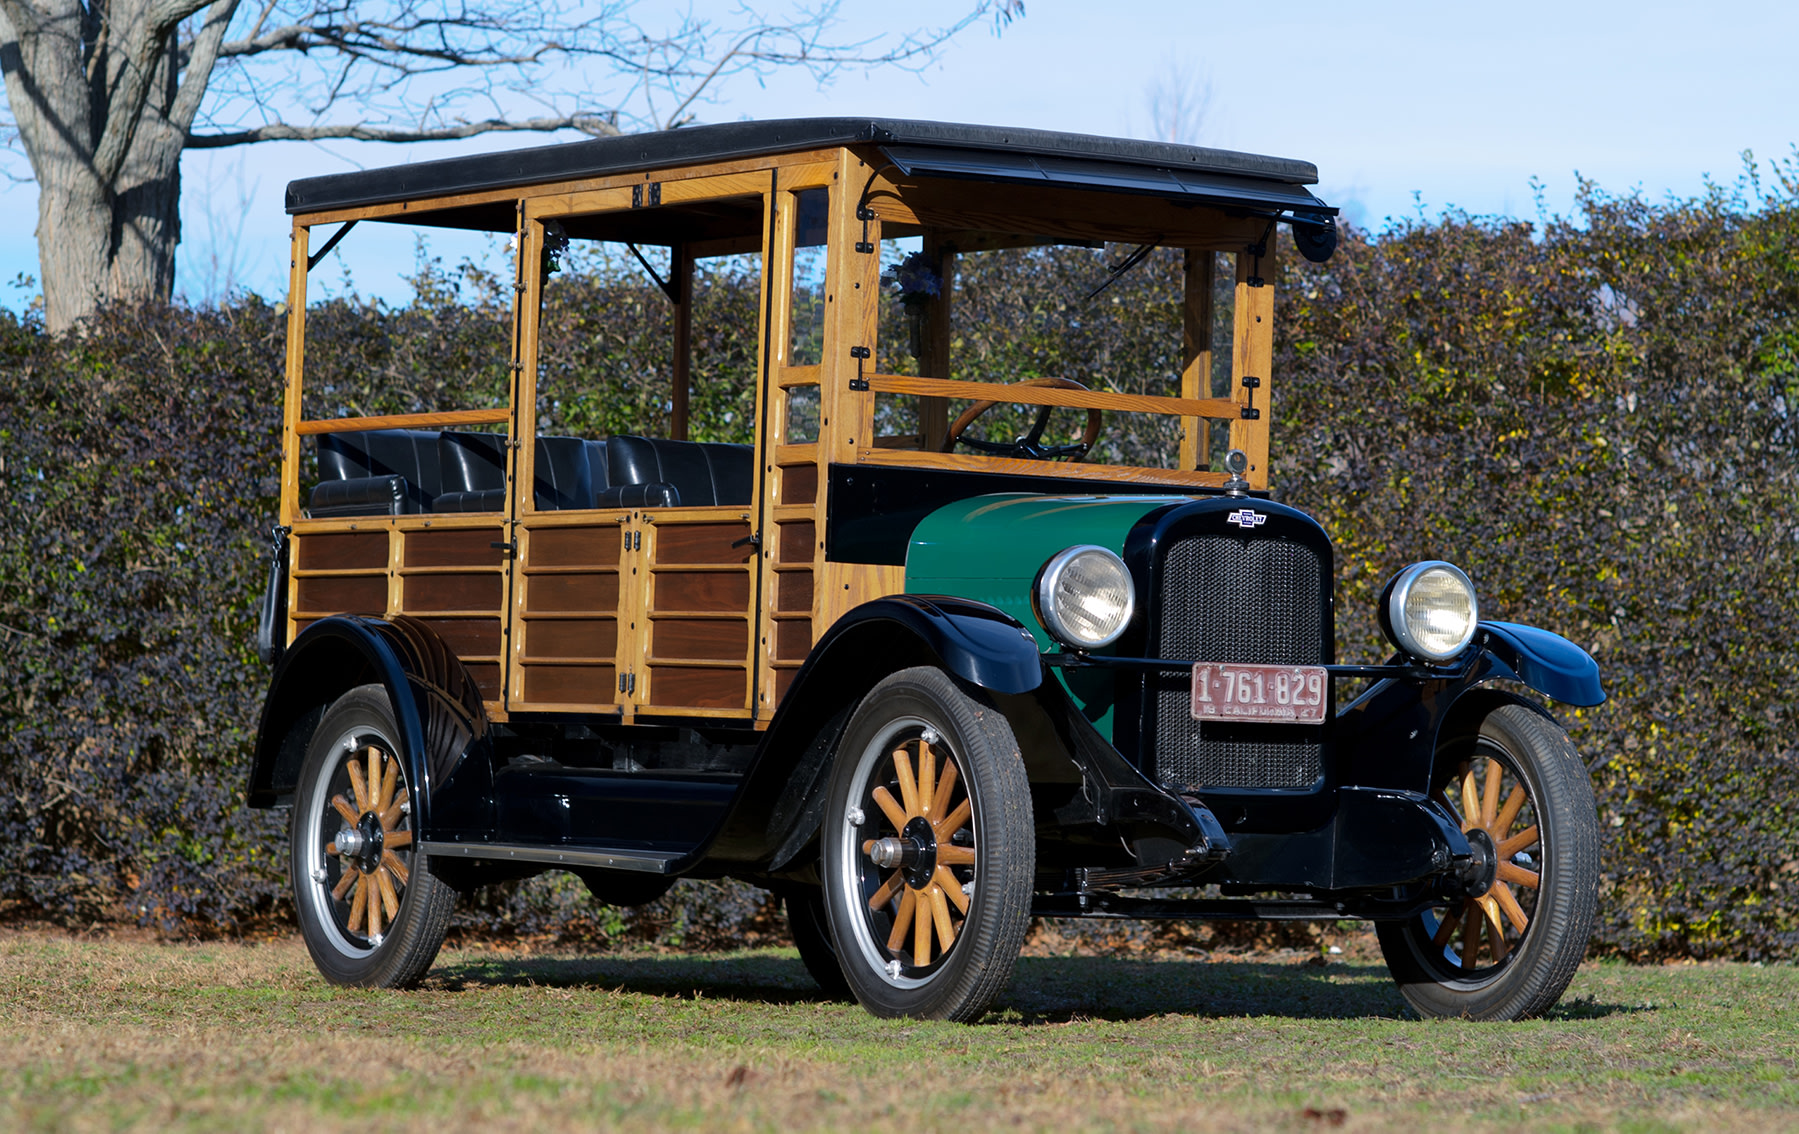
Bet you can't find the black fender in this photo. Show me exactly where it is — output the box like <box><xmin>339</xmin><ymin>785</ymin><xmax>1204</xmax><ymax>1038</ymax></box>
<box><xmin>1335</xmin><ymin>622</ymin><xmax>1604</xmax><ymax>797</ymax></box>
<box><xmin>245</xmin><ymin>616</ymin><xmax>493</xmax><ymax>836</ymax></box>
<box><xmin>701</xmin><ymin>595</ymin><xmax>1043</xmax><ymax>872</ymax></box>
<box><xmin>1480</xmin><ymin>621</ymin><xmax>1604</xmax><ymax>707</ymax></box>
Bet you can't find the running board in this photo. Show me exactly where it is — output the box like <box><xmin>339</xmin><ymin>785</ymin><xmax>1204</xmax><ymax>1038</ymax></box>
<box><xmin>419</xmin><ymin>841</ymin><xmax>681</xmax><ymax>874</ymax></box>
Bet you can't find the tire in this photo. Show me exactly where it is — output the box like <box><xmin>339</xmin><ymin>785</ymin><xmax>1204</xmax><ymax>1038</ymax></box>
<box><xmin>785</xmin><ymin>888</ymin><xmax>853</xmax><ymax>1000</ymax></box>
<box><xmin>820</xmin><ymin>667</ymin><xmax>1034</xmax><ymax>1021</ymax></box>
<box><xmin>290</xmin><ymin>685</ymin><xmax>455</xmax><ymax>988</ymax></box>
<box><xmin>1376</xmin><ymin>701</ymin><xmax>1599</xmax><ymax>1020</ymax></box>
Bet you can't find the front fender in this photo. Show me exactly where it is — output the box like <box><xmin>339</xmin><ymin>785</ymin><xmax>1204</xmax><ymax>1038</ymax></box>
<box><xmin>1336</xmin><ymin>623</ymin><xmax>1603</xmax><ymax>795</ymax></box>
<box><xmin>1480</xmin><ymin>621</ymin><xmax>1605</xmax><ymax>707</ymax></box>
<box><xmin>702</xmin><ymin>595</ymin><xmax>1042</xmax><ymax>871</ymax></box>
<box><xmin>246</xmin><ymin>616</ymin><xmax>492</xmax><ymax>835</ymax></box>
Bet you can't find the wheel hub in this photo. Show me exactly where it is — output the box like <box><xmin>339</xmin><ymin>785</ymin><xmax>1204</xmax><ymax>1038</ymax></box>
<box><xmin>335</xmin><ymin>812</ymin><xmax>385</xmax><ymax>873</ymax></box>
<box><xmin>1460</xmin><ymin>827</ymin><xmax>1498</xmax><ymax>898</ymax></box>
<box><xmin>866</xmin><ymin>816</ymin><xmax>940</xmax><ymax>889</ymax></box>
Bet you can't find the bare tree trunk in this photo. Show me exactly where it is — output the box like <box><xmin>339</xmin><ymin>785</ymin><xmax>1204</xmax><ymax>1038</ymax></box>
<box><xmin>2</xmin><ymin>0</ymin><xmax>216</xmax><ymax>331</ymax></box>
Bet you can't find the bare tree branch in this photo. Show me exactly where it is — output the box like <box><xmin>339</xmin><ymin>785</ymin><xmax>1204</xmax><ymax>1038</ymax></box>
<box><xmin>92</xmin><ymin>0</ymin><xmax>215</xmax><ymax>182</ymax></box>
<box><xmin>2</xmin><ymin>0</ymin><xmax>1025</xmax><ymax>328</ymax></box>
<box><xmin>169</xmin><ymin>0</ymin><xmax>240</xmax><ymax>132</ymax></box>
<box><xmin>187</xmin><ymin>111</ymin><xmax>620</xmax><ymax>146</ymax></box>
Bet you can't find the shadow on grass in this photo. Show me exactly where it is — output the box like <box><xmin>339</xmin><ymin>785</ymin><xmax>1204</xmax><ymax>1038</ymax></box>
<box><xmin>428</xmin><ymin>951</ymin><xmax>1647</xmax><ymax>1022</ymax></box>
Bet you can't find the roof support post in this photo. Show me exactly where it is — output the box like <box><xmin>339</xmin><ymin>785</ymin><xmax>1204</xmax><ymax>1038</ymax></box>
<box><xmin>1228</xmin><ymin>243</ymin><xmax>1275</xmax><ymax>489</ymax></box>
<box><xmin>916</xmin><ymin>233</ymin><xmax>957</xmax><ymax>451</ymax></box>
<box><xmin>672</xmin><ymin>242</ymin><xmax>692</xmax><ymax>441</ymax></box>
<box><xmin>1180</xmin><ymin>248</ymin><xmax>1215</xmax><ymax>471</ymax></box>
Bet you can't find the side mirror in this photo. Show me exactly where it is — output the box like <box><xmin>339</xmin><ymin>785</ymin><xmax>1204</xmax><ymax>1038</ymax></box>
<box><xmin>1291</xmin><ymin>212</ymin><xmax>1338</xmax><ymax>264</ymax></box>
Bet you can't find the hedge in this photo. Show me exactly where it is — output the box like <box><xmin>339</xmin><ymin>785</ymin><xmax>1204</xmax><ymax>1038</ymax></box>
<box><xmin>0</xmin><ymin>169</ymin><xmax>1793</xmax><ymax>957</ymax></box>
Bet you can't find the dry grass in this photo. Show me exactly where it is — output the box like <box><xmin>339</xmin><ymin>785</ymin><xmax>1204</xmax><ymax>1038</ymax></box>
<box><xmin>2</xmin><ymin>929</ymin><xmax>1795</xmax><ymax>1132</ymax></box>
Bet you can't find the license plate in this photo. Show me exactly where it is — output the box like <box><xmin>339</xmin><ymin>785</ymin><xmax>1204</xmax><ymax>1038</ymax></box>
<box><xmin>1190</xmin><ymin>662</ymin><xmax>1328</xmax><ymax>724</ymax></box>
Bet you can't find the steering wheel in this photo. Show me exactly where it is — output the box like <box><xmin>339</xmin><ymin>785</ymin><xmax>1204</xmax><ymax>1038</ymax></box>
<box><xmin>941</xmin><ymin>376</ymin><xmax>1103</xmax><ymax>462</ymax></box>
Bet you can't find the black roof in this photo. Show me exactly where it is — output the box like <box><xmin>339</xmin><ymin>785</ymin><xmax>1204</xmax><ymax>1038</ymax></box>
<box><xmin>285</xmin><ymin>117</ymin><xmax>1329</xmax><ymax>216</ymax></box>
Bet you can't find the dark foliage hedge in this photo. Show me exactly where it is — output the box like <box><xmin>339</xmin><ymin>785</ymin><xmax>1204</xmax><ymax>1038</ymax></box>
<box><xmin>1</xmin><ymin>172</ymin><xmax>1794</xmax><ymax>957</ymax></box>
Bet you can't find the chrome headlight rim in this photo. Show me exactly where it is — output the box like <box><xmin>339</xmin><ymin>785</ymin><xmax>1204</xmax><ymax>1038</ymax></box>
<box><xmin>1034</xmin><ymin>544</ymin><xmax>1136</xmax><ymax>650</ymax></box>
<box><xmin>1381</xmin><ymin>560</ymin><xmax>1480</xmax><ymax>663</ymax></box>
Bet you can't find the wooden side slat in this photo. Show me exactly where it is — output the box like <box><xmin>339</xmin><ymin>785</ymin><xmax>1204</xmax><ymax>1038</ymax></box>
<box><xmin>297</xmin><ymin>408</ymin><xmax>510</xmax><ymax>436</ymax></box>
<box><xmin>864</xmin><ymin>374</ymin><xmax>1239</xmax><ymax>421</ymax></box>
<box><xmin>856</xmin><ymin>447</ymin><xmax>1228</xmax><ymax>488</ymax></box>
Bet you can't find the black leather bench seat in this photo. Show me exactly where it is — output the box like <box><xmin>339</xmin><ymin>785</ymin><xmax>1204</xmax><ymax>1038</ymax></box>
<box><xmin>601</xmin><ymin>435</ymin><xmax>753</xmax><ymax>508</ymax></box>
<box><xmin>310</xmin><ymin>430</ymin><xmax>622</xmax><ymax>517</ymax></box>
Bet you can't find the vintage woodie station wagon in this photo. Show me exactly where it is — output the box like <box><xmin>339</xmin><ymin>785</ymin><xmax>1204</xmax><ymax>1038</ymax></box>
<box><xmin>248</xmin><ymin>118</ymin><xmax>1605</xmax><ymax>1021</ymax></box>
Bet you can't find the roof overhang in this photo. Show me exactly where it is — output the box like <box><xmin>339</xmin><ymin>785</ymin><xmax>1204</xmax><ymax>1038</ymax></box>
<box><xmin>285</xmin><ymin>117</ymin><xmax>1330</xmax><ymax>218</ymax></box>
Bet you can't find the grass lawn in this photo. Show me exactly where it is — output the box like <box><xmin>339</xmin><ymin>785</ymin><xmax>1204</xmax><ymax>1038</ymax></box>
<box><xmin>1</xmin><ymin>929</ymin><xmax>1794</xmax><ymax>1132</ymax></box>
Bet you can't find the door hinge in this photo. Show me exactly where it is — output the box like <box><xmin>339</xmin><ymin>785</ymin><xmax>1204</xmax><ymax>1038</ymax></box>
<box><xmin>617</xmin><ymin>672</ymin><xmax>636</xmax><ymax>694</ymax></box>
<box><xmin>1239</xmin><ymin>375</ymin><xmax>1262</xmax><ymax>419</ymax></box>
<box><xmin>632</xmin><ymin>182</ymin><xmax>661</xmax><ymax>208</ymax></box>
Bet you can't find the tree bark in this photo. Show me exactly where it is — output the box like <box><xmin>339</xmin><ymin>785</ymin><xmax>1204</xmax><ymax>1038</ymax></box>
<box><xmin>1</xmin><ymin>0</ymin><xmax>220</xmax><ymax>331</ymax></box>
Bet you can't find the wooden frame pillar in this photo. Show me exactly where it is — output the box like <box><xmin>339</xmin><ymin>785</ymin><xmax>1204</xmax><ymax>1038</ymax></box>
<box><xmin>1228</xmin><ymin>242</ymin><xmax>1276</xmax><ymax>490</ymax></box>
<box><xmin>916</xmin><ymin>233</ymin><xmax>956</xmax><ymax>451</ymax></box>
<box><xmin>1179</xmin><ymin>248</ymin><xmax>1214</xmax><ymax>471</ymax></box>
<box><xmin>671</xmin><ymin>243</ymin><xmax>693</xmax><ymax>440</ymax></box>
<box><xmin>280</xmin><ymin>222</ymin><xmax>310</xmax><ymax>527</ymax></box>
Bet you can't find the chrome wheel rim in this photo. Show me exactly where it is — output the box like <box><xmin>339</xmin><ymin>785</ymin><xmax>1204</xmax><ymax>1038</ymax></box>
<box><xmin>835</xmin><ymin>716</ymin><xmax>978</xmax><ymax>989</ymax></box>
<box><xmin>1420</xmin><ymin>741</ymin><xmax>1544</xmax><ymax>982</ymax></box>
<box><xmin>300</xmin><ymin>728</ymin><xmax>415</xmax><ymax>958</ymax></box>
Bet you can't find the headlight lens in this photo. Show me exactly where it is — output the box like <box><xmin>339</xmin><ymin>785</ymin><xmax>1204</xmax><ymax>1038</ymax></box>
<box><xmin>1381</xmin><ymin>561</ymin><xmax>1479</xmax><ymax>662</ymax></box>
<box><xmin>1036</xmin><ymin>545</ymin><xmax>1135</xmax><ymax>649</ymax></box>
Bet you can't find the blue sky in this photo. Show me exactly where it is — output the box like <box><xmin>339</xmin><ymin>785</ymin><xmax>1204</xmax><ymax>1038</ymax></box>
<box><xmin>3</xmin><ymin>0</ymin><xmax>1796</xmax><ymax>311</ymax></box>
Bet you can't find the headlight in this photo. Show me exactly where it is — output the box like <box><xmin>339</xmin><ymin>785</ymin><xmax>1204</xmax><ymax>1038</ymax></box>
<box><xmin>1379</xmin><ymin>561</ymin><xmax>1479</xmax><ymax>663</ymax></box>
<box><xmin>1035</xmin><ymin>545</ymin><xmax>1135</xmax><ymax>649</ymax></box>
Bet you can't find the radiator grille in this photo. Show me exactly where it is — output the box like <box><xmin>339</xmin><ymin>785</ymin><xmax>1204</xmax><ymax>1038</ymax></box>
<box><xmin>1150</xmin><ymin>533</ymin><xmax>1327</xmax><ymax>790</ymax></box>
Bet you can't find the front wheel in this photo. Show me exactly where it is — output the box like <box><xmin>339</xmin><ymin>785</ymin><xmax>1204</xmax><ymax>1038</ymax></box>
<box><xmin>1376</xmin><ymin>702</ymin><xmax>1599</xmax><ymax>1020</ymax></box>
<box><xmin>820</xmin><ymin>667</ymin><xmax>1034</xmax><ymax>1021</ymax></box>
<box><xmin>290</xmin><ymin>685</ymin><xmax>455</xmax><ymax>988</ymax></box>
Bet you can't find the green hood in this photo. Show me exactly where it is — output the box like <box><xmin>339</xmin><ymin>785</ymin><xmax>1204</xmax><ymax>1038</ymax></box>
<box><xmin>905</xmin><ymin>493</ymin><xmax>1180</xmax><ymax>735</ymax></box>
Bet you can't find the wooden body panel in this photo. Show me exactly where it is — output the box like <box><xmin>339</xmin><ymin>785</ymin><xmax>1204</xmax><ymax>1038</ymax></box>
<box><xmin>287</xmin><ymin>514</ymin><xmax>510</xmax><ymax>708</ymax></box>
<box><xmin>280</xmin><ymin>137</ymin><xmax>1282</xmax><ymax>723</ymax></box>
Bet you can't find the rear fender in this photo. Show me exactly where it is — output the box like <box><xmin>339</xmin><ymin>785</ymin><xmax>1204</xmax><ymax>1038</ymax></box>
<box><xmin>705</xmin><ymin>596</ymin><xmax>1043</xmax><ymax>871</ymax></box>
<box><xmin>246</xmin><ymin>616</ymin><xmax>493</xmax><ymax>835</ymax></box>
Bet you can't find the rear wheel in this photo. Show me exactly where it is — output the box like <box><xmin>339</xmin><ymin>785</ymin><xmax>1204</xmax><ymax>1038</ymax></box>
<box><xmin>821</xmin><ymin>667</ymin><xmax>1034</xmax><ymax>1021</ymax></box>
<box><xmin>1376</xmin><ymin>702</ymin><xmax>1598</xmax><ymax>1020</ymax></box>
<box><xmin>290</xmin><ymin>685</ymin><xmax>454</xmax><ymax>988</ymax></box>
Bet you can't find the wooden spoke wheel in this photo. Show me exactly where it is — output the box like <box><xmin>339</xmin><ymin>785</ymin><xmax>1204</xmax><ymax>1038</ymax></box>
<box><xmin>1376</xmin><ymin>702</ymin><xmax>1599</xmax><ymax>1021</ymax></box>
<box><xmin>290</xmin><ymin>685</ymin><xmax>453</xmax><ymax>988</ymax></box>
<box><xmin>941</xmin><ymin>376</ymin><xmax>1104</xmax><ymax>462</ymax></box>
<box><xmin>1429</xmin><ymin>749</ymin><xmax>1543</xmax><ymax>972</ymax></box>
<box><xmin>822</xmin><ymin>667</ymin><xmax>1033</xmax><ymax>1021</ymax></box>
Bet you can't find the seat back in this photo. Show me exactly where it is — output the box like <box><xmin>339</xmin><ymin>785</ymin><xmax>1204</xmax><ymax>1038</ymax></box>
<box><xmin>435</xmin><ymin>431</ymin><xmax>508</xmax><ymax>513</ymax></box>
<box><xmin>584</xmin><ymin>439</ymin><xmax>611</xmax><ymax>504</ymax></box>
<box><xmin>315</xmin><ymin>429</ymin><xmax>439</xmax><ymax>514</ymax></box>
<box><xmin>606</xmin><ymin>436</ymin><xmax>754</xmax><ymax>508</ymax></box>
<box><xmin>534</xmin><ymin>436</ymin><xmax>594</xmax><ymax>512</ymax></box>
